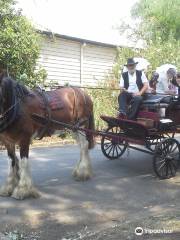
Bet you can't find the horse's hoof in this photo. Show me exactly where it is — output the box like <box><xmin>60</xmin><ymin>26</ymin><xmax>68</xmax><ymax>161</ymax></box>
<box><xmin>12</xmin><ymin>186</ymin><xmax>40</xmax><ymax>200</ymax></box>
<box><xmin>0</xmin><ymin>185</ymin><xmax>14</xmax><ymax>197</ymax></box>
<box><xmin>72</xmin><ymin>168</ymin><xmax>92</xmax><ymax>181</ymax></box>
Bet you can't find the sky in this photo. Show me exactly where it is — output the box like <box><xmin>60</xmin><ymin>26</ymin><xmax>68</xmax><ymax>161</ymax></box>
<box><xmin>16</xmin><ymin>0</ymin><xmax>139</xmax><ymax>47</ymax></box>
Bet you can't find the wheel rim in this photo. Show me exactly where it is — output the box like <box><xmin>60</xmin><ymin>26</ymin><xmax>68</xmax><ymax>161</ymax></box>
<box><xmin>101</xmin><ymin>126</ymin><xmax>127</xmax><ymax>160</ymax></box>
<box><xmin>153</xmin><ymin>139</ymin><xmax>180</xmax><ymax>179</ymax></box>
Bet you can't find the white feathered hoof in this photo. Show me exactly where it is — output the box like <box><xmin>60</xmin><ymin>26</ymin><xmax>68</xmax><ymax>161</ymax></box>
<box><xmin>0</xmin><ymin>184</ymin><xmax>15</xmax><ymax>197</ymax></box>
<box><xmin>0</xmin><ymin>175</ymin><xmax>19</xmax><ymax>197</ymax></box>
<box><xmin>72</xmin><ymin>165</ymin><xmax>93</xmax><ymax>181</ymax></box>
<box><xmin>12</xmin><ymin>186</ymin><xmax>40</xmax><ymax>200</ymax></box>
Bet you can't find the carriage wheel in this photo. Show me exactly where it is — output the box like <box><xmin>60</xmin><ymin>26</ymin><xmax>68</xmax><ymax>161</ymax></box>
<box><xmin>101</xmin><ymin>126</ymin><xmax>127</xmax><ymax>160</ymax></box>
<box><xmin>146</xmin><ymin>133</ymin><xmax>175</xmax><ymax>152</ymax></box>
<box><xmin>153</xmin><ymin>138</ymin><xmax>180</xmax><ymax>179</ymax></box>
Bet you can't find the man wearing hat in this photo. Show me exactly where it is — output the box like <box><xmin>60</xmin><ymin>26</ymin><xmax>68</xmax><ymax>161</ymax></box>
<box><xmin>118</xmin><ymin>58</ymin><xmax>148</xmax><ymax>119</ymax></box>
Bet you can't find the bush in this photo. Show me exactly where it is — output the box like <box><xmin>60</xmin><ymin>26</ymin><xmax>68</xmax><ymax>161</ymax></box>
<box><xmin>87</xmin><ymin>79</ymin><xmax>119</xmax><ymax>130</ymax></box>
<box><xmin>0</xmin><ymin>0</ymin><xmax>46</xmax><ymax>87</ymax></box>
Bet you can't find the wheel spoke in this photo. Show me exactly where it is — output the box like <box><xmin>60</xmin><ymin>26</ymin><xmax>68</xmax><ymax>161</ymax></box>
<box><xmin>111</xmin><ymin>145</ymin><xmax>115</xmax><ymax>157</ymax></box>
<box><xmin>104</xmin><ymin>142</ymin><xmax>111</xmax><ymax>146</ymax></box>
<box><xmin>156</xmin><ymin>158</ymin><xmax>167</xmax><ymax>164</ymax></box>
<box><xmin>170</xmin><ymin>144</ymin><xmax>178</xmax><ymax>153</ymax></box>
<box><xmin>168</xmin><ymin>162</ymin><xmax>175</xmax><ymax>176</ymax></box>
<box><xmin>115</xmin><ymin>145</ymin><xmax>119</xmax><ymax>156</ymax></box>
<box><xmin>107</xmin><ymin>145</ymin><xmax>114</xmax><ymax>155</ymax></box>
<box><xmin>166</xmin><ymin>162</ymin><xmax>169</xmax><ymax>177</ymax></box>
<box><xmin>159</xmin><ymin>163</ymin><xmax>166</xmax><ymax>177</ymax></box>
<box><xmin>117</xmin><ymin>144</ymin><xmax>122</xmax><ymax>152</ymax></box>
<box><xmin>169</xmin><ymin>142</ymin><xmax>174</xmax><ymax>152</ymax></box>
<box><xmin>157</xmin><ymin>160</ymin><xmax>166</xmax><ymax>171</ymax></box>
<box><xmin>104</xmin><ymin>143</ymin><xmax>112</xmax><ymax>150</ymax></box>
<box><xmin>171</xmin><ymin>159</ymin><xmax>178</xmax><ymax>170</ymax></box>
<box><xmin>163</xmin><ymin>142</ymin><xmax>170</xmax><ymax>154</ymax></box>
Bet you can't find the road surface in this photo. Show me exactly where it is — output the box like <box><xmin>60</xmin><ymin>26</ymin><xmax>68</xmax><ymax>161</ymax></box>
<box><xmin>0</xmin><ymin>144</ymin><xmax>180</xmax><ymax>239</ymax></box>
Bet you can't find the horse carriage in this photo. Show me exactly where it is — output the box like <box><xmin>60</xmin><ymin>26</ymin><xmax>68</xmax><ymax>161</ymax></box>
<box><xmin>33</xmin><ymin>93</ymin><xmax>180</xmax><ymax>180</ymax></box>
<box><xmin>0</xmin><ymin>73</ymin><xmax>180</xmax><ymax>199</ymax></box>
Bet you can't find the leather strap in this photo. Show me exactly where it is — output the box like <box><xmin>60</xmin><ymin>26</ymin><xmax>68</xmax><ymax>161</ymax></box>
<box><xmin>35</xmin><ymin>87</ymin><xmax>52</xmax><ymax>139</ymax></box>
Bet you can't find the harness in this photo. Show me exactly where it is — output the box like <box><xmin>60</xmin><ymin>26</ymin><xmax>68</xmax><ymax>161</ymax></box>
<box><xmin>35</xmin><ymin>87</ymin><xmax>52</xmax><ymax>139</ymax></box>
<box><xmin>35</xmin><ymin>86</ymin><xmax>88</xmax><ymax>139</ymax></box>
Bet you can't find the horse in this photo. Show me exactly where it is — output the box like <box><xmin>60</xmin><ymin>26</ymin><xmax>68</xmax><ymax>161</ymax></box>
<box><xmin>0</xmin><ymin>73</ymin><xmax>95</xmax><ymax>200</ymax></box>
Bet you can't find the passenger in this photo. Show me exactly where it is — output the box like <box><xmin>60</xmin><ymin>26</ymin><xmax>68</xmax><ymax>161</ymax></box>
<box><xmin>175</xmin><ymin>72</ymin><xmax>180</xmax><ymax>95</ymax></box>
<box><xmin>149</xmin><ymin>72</ymin><xmax>159</xmax><ymax>90</ymax></box>
<box><xmin>118</xmin><ymin>58</ymin><xmax>149</xmax><ymax>120</ymax></box>
<box><xmin>156</xmin><ymin>68</ymin><xmax>178</xmax><ymax>95</ymax></box>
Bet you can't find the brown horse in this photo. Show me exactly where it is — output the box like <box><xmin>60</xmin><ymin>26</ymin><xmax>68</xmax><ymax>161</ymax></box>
<box><xmin>0</xmin><ymin>73</ymin><xmax>95</xmax><ymax>200</ymax></box>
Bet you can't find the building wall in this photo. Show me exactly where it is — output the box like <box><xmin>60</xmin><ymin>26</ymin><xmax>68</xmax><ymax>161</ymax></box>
<box><xmin>37</xmin><ymin>35</ymin><xmax>117</xmax><ymax>86</ymax></box>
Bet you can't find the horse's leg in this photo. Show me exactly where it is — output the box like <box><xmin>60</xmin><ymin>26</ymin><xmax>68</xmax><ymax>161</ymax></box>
<box><xmin>0</xmin><ymin>144</ymin><xmax>19</xmax><ymax>196</ymax></box>
<box><xmin>12</xmin><ymin>139</ymin><xmax>39</xmax><ymax>200</ymax></box>
<box><xmin>73</xmin><ymin>131</ymin><xmax>93</xmax><ymax>181</ymax></box>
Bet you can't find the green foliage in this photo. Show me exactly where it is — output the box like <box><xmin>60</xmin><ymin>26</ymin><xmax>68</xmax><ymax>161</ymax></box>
<box><xmin>87</xmin><ymin>81</ymin><xmax>119</xmax><ymax>130</ymax></box>
<box><xmin>132</xmin><ymin>0</ymin><xmax>180</xmax><ymax>42</ymax></box>
<box><xmin>0</xmin><ymin>0</ymin><xmax>46</xmax><ymax>87</ymax></box>
<box><xmin>0</xmin><ymin>0</ymin><xmax>15</xmax><ymax>14</ymax></box>
<box><xmin>141</xmin><ymin>39</ymin><xmax>180</xmax><ymax>77</ymax></box>
<box><xmin>115</xmin><ymin>0</ymin><xmax>180</xmax><ymax>82</ymax></box>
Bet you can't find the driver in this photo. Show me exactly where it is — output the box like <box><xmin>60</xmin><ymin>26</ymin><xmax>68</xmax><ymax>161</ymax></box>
<box><xmin>118</xmin><ymin>58</ymin><xmax>149</xmax><ymax>120</ymax></box>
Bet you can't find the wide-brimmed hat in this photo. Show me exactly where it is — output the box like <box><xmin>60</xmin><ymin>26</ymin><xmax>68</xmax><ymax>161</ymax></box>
<box><xmin>124</xmin><ymin>58</ymin><xmax>138</xmax><ymax>66</ymax></box>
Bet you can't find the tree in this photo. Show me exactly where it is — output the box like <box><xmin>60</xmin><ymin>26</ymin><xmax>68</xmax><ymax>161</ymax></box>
<box><xmin>0</xmin><ymin>0</ymin><xmax>47</xmax><ymax>87</ymax></box>
<box><xmin>114</xmin><ymin>0</ymin><xmax>180</xmax><ymax>79</ymax></box>
<box><xmin>131</xmin><ymin>0</ymin><xmax>180</xmax><ymax>42</ymax></box>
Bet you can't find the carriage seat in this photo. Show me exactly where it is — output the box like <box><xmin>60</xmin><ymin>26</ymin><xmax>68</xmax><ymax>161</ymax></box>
<box><xmin>141</xmin><ymin>94</ymin><xmax>172</xmax><ymax>109</ymax></box>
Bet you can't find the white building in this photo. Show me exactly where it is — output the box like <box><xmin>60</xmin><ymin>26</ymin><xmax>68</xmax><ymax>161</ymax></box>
<box><xmin>37</xmin><ymin>31</ymin><xmax>118</xmax><ymax>86</ymax></box>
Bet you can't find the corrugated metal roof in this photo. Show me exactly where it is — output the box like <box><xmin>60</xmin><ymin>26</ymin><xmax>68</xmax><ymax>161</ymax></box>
<box><xmin>38</xmin><ymin>30</ymin><xmax>119</xmax><ymax>49</ymax></box>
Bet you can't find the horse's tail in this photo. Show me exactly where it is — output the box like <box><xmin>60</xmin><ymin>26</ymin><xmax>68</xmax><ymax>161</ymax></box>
<box><xmin>87</xmin><ymin>111</ymin><xmax>95</xmax><ymax>149</ymax></box>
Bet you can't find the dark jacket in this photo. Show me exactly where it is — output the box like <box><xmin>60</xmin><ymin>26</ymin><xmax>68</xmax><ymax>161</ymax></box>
<box><xmin>122</xmin><ymin>70</ymin><xmax>143</xmax><ymax>91</ymax></box>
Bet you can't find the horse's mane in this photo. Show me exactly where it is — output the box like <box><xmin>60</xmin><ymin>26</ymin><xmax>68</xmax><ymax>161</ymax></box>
<box><xmin>0</xmin><ymin>76</ymin><xmax>30</xmax><ymax>132</ymax></box>
<box><xmin>2</xmin><ymin>76</ymin><xmax>30</xmax><ymax>100</ymax></box>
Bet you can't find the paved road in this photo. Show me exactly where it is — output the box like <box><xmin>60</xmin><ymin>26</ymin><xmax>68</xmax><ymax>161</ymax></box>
<box><xmin>0</xmin><ymin>144</ymin><xmax>180</xmax><ymax>239</ymax></box>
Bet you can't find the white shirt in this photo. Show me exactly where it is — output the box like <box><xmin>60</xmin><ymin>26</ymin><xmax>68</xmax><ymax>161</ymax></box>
<box><xmin>119</xmin><ymin>71</ymin><xmax>148</xmax><ymax>93</ymax></box>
